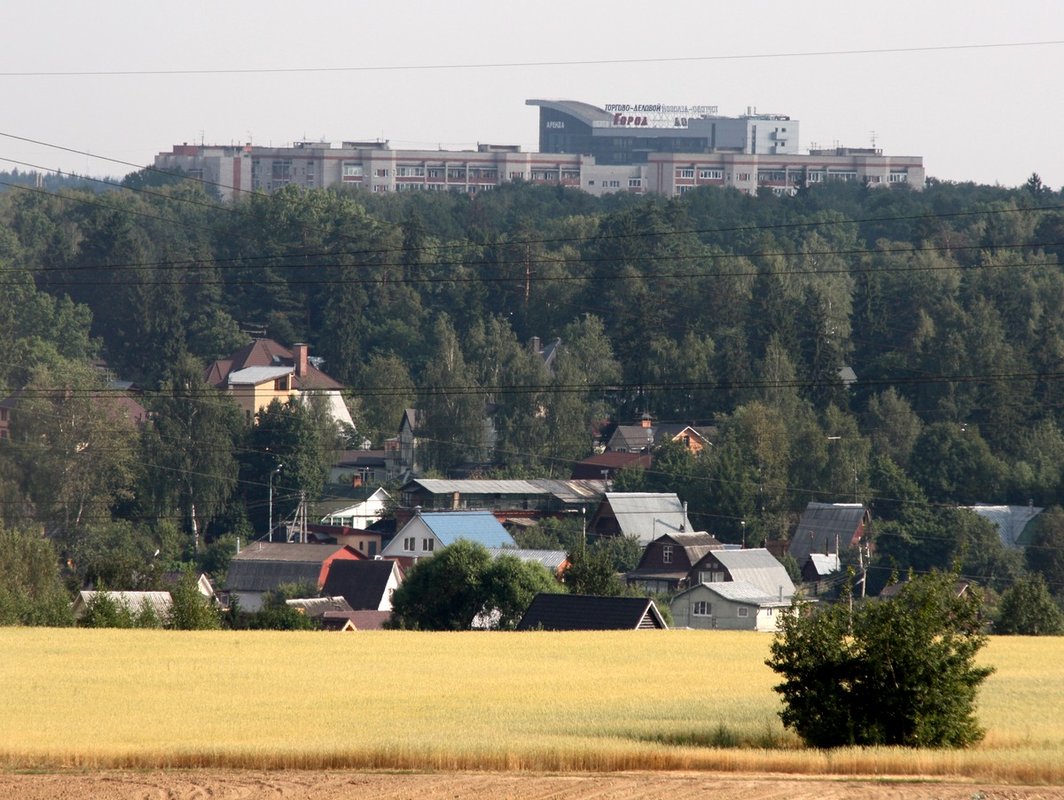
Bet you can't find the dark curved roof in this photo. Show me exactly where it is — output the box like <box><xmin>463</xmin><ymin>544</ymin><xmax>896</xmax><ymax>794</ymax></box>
<box><xmin>526</xmin><ymin>99</ymin><xmax>612</xmax><ymax>125</ymax></box>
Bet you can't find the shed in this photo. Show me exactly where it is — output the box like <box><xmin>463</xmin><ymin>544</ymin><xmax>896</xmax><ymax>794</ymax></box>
<box><xmin>671</xmin><ymin>581</ymin><xmax>794</xmax><ymax>631</ymax></box>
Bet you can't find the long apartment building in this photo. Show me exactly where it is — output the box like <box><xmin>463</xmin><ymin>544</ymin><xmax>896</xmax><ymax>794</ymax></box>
<box><xmin>153</xmin><ymin>99</ymin><xmax>924</xmax><ymax>202</ymax></box>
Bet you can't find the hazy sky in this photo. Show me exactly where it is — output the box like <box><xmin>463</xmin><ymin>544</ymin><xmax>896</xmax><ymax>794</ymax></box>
<box><xmin>2</xmin><ymin>0</ymin><xmax>1062</xmax><ymax>188</ymax></box>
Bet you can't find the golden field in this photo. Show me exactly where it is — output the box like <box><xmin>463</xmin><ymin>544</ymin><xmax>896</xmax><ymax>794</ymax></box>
<box><xmin>0</xmin><ymin>628</ymin><xmax>1062</xmax><ymax>783</ymax></box>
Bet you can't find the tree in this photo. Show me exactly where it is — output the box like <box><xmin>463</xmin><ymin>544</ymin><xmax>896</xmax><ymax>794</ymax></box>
<box><xmin>141</xmin><ymin>355</ymin><xmax>243</xmax><ymax>552</ymax></box>
<box><xmin>167</xmin><ymin>567</ymin><xmax>221</xmax><ymax>630</ymax></box>
<box><xmin>0</xmin><ymin>524</ymin><xmax>73</xmax><ymax>626</ymax></box>
<box><xmin>561</xmin><ymin>545</ymin><xmax>627</xmax><ymax>596</ymax></box>
<box><xmin>389</xmin><ymin>540</ymin><xmax>561</xmax><ymax>630</ymax></box>
<box><xmin>995</xmin><ymin>574</ymin><xmax>1064</xmax><ymax>635</ymax></box>
<box><xmin>767</xmin><ymin>571</ymin><xmax>993</xmax><ymax>748</ymax></box>
<box><xmin>1026</xmin><ymin>508</ymin><xmax>1064</xmax><ymax>597</ymax></box>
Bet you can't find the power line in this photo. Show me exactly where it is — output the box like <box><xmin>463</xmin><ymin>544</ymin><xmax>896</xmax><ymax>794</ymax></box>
<box><xmin>0</xmin><ymin>40</ymin><xmax>1059</xmax><ymax>77</ymax></box>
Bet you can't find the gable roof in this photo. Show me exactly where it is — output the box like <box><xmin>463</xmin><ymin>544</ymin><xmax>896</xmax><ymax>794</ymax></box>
<box><xmin>789</xmin><ymin>502</ymin><xmax>869</xmax><ymax>564</ymax></box>
<box><xmin>225</xmin><ymin>543</ymin><xmax>358</xmax><ymax>592</ymax></box>
<box><xmin>410</xmin><ymin>511</ymin><xmax>517</xmax><ymax>548</ymax></box>
<box><xmin>698</xmin><ymin>548</ymin><xmax>795</xmax><ymax>599</ymax></box>
<box><xmin>484</xmin><ymin>547</ymin><xmax>569</xmax><ymax>573</ymax></box>
<box><xmin>806</xmin><ymin>552</ymin><xmax>841</xmax><ymax>578</ymax></box>
<box><xmin>516</xmin><ymin>593</ymin><xmax>667</xmax><ymax>631</ymax></box>
<box><xmin>599</xmin><ymin>492</ymin><xmax>692</xmax><ymax>543</ymax></box>
<box><xmin>72</xmin><ymin>591</ymin><xmax>173</xmax><ymax>620</ymax></box>
<box><xmin>403</xmin><ymin>478</ymin><xmax>605</xmax><ymax>505</ymax></box>
<box><xmin>964</xmin><ymin>504</ymin><xmax>1044</xmax><ymax>548</ymax></box>
<box><xmin>285</xmin><ymin>596</ymin><xmax>354</xmax><ymax>617</ymax></box>
<box><xmin>675</xmin><ymin>580</ymin><xmax>793</xmax><ymax>608</ymax></box>
<box><xmin>205</xmin><ymin>338</ymin><xmax>343</xmax><ymax>391</ymax></box>
<box><xmin>321</xmin><ymin>559</ymin><xmax>402</xmax><ymax>610</ymax></box>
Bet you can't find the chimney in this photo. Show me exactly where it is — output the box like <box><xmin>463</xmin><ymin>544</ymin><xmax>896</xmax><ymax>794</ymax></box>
<box><xmin>293</xmin><ymin>343</ymin><xmax>309</xmax><ymax>377</ymax></box>
<box><xmin>641</xmin><ymin>412</ymin><xmax>652</xmax><ymax>429</ymax></box>
<box><xmin>530</xmin><ymin>336</ymin><xmax>541</xmax><ymax>353</ymax></box>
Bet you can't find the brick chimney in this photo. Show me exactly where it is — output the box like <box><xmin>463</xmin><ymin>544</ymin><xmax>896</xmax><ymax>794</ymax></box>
<box><xmin>293</xmin><ymin>343</ymin><xmax>309</xmax><ymax>377</ymax></box>
<box><xmin>640</xmin><ymin>412</ymin><xmax>653</xmax><ymax>429</ymax></box>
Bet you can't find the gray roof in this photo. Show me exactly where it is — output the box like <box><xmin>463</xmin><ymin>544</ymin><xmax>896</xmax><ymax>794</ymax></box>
<box><xmin>73</xmin><ymin>591</ymin><xmax>173</xmax><ymax>620</ymax></box>
<box><xmin>485</xmin><ymin>548</ymin><xmax>569</xmax><ymax>572</ymax></box>
<box><xmin>807</xmin><ymin>553</ymin><xmax>841</xmax><ymax>577</ymax></box>
<box><xmin>405</xmin><ymin>478</ymin><xmax>605</xmax><ymax>504</ymax></box>
<box><xmin>227</xmin><ymin>365</ymin><xmax>293</xmax><ymax>385</ymax></box>
<box><xmin>285</xmin><ymin>596</ymin><xmax>354</xmax><ymax>617</ymax></box>
<box><xmin>789</xmin><ymin>502</ymin><xmax>868</xmax><ymax>564</ymax></box>
<box><xmin>684</xmin><ymin>580</ymin><xmax>793</xmax><ymax>607</ymax></box>
<box><xmin>964</xmin><ymin>504</ymin><xmax>1044</xmax><ymax>548</ymax></box>
<box><xmin>702</xmin><ymin>548</ymin><xmax>795</xmax><ymax>598</ymax></box>
<box><xmin>603</xmin><ymin>492</ymin><xmax>692</xmax><ymax>544</ymax></box>
<box><xmin>225</xmin><ymin>543</ymin><xmax>352</xmax><ymax>592</ymax></box>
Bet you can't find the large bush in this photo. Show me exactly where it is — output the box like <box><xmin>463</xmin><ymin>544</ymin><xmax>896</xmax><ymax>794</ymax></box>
<box><xmin>766</xmin><ymin>572</ymin><xmax>993</xmax><ymax>748</ymax></box>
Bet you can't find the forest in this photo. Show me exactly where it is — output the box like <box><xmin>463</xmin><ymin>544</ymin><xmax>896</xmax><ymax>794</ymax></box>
<box><xmin>1</xmin><ymin>167</ymin><xmax>1063</xmax><ymax>624</ymax></box>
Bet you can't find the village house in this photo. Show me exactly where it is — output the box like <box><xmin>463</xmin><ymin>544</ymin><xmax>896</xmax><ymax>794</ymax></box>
<box><xmin>223</xmin><ymin>542</ymin><xmax>363</xmax><ymax>612</ymax></box>
<box><xmin>204</xmin><ymin>339</ymin><xmax>354</xmax><ymax>429</ymax></box>
<box><xmin>380</xmin><ymin>509</ymin><xmax>517</xmax><ymax>566</ymax></box>
<box><xmin>625</xmin><ymin>531</ymin><xmax>723</xmax><ymax>593</ymax></box>
<box><xmin>586</xmin><ymin>492</ymin><xmax>693</xmax><ymax>545</ymax></box>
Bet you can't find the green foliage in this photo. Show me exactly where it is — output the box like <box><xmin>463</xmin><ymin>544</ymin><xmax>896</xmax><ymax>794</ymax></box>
<box><xmin>80</xmin><ymin>592</ymin><xmax>163</xmax><ymax>629</ymax></box>
<box><xmin>167</xmin><ymin>567</ymin><xmax>221</xmax><ymax>630</ymax></box>
<box><xmin>1026</xmin><ymin>508</ymin><xmax>1064</xmax><ymax>597</ymax></box>
<box><xmin>0</xmin><ymin>525</ymin><xmax>73</xmax><ymax>626</ymax></box>
<box><xmin>562</xmin><ymin>545</ymin><xmax>627</xmax><ymax>597</ymax></box>
<box><xmin>389</xmin><ymin>540</ymin><xmax>563</xmax><ymax>630</ymax></box>
<box><xmin>995</xmin><ymin>573</ymin><xmax>1064</xmax><ymax>635</ymax></box>
<box><xmin>767</xmin><ymin>572</ymin><xmax>993</xmax><ymax>748</ymax></box>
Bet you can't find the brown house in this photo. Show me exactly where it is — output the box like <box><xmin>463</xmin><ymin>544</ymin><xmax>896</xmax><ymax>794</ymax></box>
<box><xmin>626</xmin><ymin>532</ymin><xmax>723</xmax><ymax>593</ymax></box>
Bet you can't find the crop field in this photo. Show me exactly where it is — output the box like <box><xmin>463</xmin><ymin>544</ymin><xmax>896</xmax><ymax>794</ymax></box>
<box><xmin>0</xmin><ymin>628</ymin><xmax>1062</xmax><ymax>784</ymax></box>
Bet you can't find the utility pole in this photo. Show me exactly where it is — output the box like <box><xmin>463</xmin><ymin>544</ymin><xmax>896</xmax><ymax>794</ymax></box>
<box><xmin>268</xmin><ymin>463</ymin><xmax>283</xmax><ymax>542</ymax></box>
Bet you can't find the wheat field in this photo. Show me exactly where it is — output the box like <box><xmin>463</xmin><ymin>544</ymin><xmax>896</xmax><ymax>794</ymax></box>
<box><xmin>0</xmin><ymin>628</ymin><xmax>1061</xmax><ymax>782</ymax></box>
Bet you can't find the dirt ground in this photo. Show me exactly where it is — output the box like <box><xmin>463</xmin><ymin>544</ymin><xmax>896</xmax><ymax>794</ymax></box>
<box><xmin>2</xmin><ymin>770</ymin><xmax>1063</xmax><ymax>800</ymax></box>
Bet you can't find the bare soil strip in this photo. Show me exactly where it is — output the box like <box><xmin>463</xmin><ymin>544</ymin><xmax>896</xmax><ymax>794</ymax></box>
<box><xmin>2</xmin><ymin>770</ymin><xmax>1063</xmax><ymax>800</ymax></box>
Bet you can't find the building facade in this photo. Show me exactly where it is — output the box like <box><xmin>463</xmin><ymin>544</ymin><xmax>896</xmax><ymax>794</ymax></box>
<box><xmin>153</xmin><ymin>100</ymin><xmax>923</xmax><ymax>202</ymax></box>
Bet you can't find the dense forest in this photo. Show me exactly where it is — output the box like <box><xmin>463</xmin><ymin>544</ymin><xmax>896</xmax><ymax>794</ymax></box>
<box><xmin>1</xmin><ymin>168</ymin><xmax>1064</xmax><ymax>623</ymax></box>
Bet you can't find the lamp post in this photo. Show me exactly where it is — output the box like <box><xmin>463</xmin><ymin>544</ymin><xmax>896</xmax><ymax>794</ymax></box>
<box><xmin>268</xmin><ymin>462</ymin><xmax>284</xmax><ymax>542</ymax></box>
<box><xmin>740</xmin><ymin>520</ymin><xmax>746</xmax><ymax>549</ymax></box>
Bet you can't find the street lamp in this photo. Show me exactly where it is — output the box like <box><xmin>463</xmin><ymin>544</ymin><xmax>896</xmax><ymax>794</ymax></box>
<box><xmin>268</xmin><ymin>462</ymin><xmax>284</xmax><ymax>542</ymax></box>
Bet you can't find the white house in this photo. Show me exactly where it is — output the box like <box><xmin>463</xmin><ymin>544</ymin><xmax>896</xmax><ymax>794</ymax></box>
<box><xmin>320</xmin><ymin>487</ymin><xmax>391</xmax><ymax>528</ymax></box>
<box><xmin>380</xmin><ymin>510</ymin><xmax>516</xmax><ymax>561</ymax></box>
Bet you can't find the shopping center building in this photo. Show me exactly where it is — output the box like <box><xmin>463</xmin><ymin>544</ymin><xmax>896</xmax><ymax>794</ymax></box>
<box><xmin>153</xmin><ymin>99</ymin><xmax>923</xmax><ymax>202</ymax></box>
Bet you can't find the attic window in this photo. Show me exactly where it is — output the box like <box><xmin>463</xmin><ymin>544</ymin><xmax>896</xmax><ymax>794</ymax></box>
<box><xmin>423</xmin><ymin>538</ymin><xmax>435</xmax><ymax>552</ymax></box>
<box><xmin>662</xmin><ymin>545</ymin><xmax>673</xmax><ymax>564</ymax></box>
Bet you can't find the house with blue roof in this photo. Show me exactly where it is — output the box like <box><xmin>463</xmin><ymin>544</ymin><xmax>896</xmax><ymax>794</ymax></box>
<box><xmin>380</xmin><ymin>510</ymin><xmax>516</xmax><ymax>562</ymax></box>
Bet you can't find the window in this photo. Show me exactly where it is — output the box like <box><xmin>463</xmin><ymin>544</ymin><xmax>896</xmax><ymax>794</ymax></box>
<box><xmin>271</xmin><ymin>160</ymin><xmax>291</xmax><ymax>181</ymax></box>
<box><xmin>342</xmin><ymin>163</ymin><xmax>363</xmax><ymax>180</ymax></box>
<box><xmin>447</xmin><ymin>167</ymin><xmax>466</xmax><ymax>180</ymax></box>
<box><xmin>737</xmin><ymin>172</ymin><xmax>751</xmax><ymax>182</ymax></box>
<box><xmin>692</xmin><ymin>601</ymin><xmax>711</xmax><ymax>616</ymax></box>
<box><xmin>889</xmin><ymin>171</ymin><xmax>908</xmax><ymax>183</ymax></box>
<box><xmin>738</xmin><ymin>607</ymin><xmax>749</xmax><ymax>618</ymax></box>
<box><xmin>427</xmin><ymin>167</ymin><xmax>445</xmax><ymax>179</ymax></box>
<box><xmin>403</xmin><ymin>537</ymin><xmax>416</xmax><ymax>551</ymax></box>
<box><xmin>699</xmin><ymin>168</ymin><xmax>722</xmax><ymax>180</ymax></box>
<box><xmin>375</xmin><ymin>168</ymin><xmax>390</xmax><ymax>177</ymax></box>
<box><xmin>423</xmin><ymin>538</ymin><xmax>435</xmax><ymax>552</ymax></box>
<box><xmin>629</xmin><ymin>178</ymin><xmax>642</xmax><ymax>187</ymax></box>
<box><xmin>273</xmin><ymin>375</ymin><xmax>290</xmax><ymax>391</ymax></box>
<box><xmin>662</xmin><ymin>545</ymin><xmax>673</xmax><ymax>564</ymax></box>
<box><xmin>396</xmin><ymin>166</ymin><xmax>425</xmax><ymax>177</ymax></box>
<box><xmin>677</xmin><ymin>168</ymin><xmax>695</xmax><ymax>179</ymax></box>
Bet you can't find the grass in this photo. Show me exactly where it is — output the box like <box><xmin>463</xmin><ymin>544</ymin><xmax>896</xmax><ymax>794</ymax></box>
<box><xmin>0</xmin><ymin>628</ymin><xmax>1061</xmax><ymax>782</ymax></box>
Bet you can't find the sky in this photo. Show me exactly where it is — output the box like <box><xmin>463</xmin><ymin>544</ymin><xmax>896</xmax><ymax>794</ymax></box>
<box><xmin>2</xmin><ymin>0</ymin><xmax>1062</xmax><ymax>189</ymax></box>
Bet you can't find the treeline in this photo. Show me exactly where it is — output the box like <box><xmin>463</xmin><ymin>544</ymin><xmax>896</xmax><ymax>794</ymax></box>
<box><xmin>1</xmin><ymin>172</ymin><xmax>1064</xmax><ymax>613</ymax></box>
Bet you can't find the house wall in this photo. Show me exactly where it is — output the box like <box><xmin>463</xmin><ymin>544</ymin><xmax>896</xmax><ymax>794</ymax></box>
<box><xmin>670</xmin><ymin>586</ymin><xmax>789</xmax><ymax>632</ymax></box>
<box><xmin>228</xmin><ymin>381</ymin><xmax>297</xmax><ymax>421</ymax></box>
<box><xmin>380</xmin><ymin>517</ymin><xmax>439</xmax><ymax>559</ymax></box>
